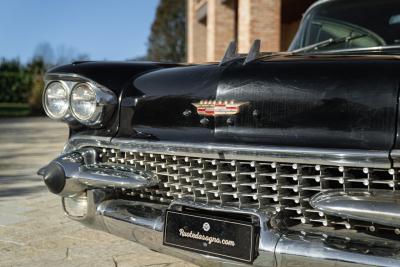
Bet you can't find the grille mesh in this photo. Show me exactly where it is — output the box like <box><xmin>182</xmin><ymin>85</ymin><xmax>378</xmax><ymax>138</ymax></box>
<box><xmin>98</xmin><ymin>147</ymin><xmax>400</xmax><ymax>233</ymax></box>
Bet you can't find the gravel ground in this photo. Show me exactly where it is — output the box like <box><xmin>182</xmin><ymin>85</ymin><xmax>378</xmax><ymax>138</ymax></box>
<box><xmin>0</xmin><ymin>117</ymin><xmax>196</xmax><ymax>267</ymax></box>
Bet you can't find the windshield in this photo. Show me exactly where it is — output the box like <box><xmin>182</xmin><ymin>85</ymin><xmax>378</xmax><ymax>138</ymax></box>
<box><xmin>290</xmin><ymin>0</ymin><xmax>400</xmax><ymax>52</ymax></box>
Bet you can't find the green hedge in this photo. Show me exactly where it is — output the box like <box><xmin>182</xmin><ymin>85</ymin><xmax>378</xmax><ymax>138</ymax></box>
<box><xmin>0</xmin><ymin>71</ymin><xmax>31</xmax><ymax>103</ymax></box>
<box><xmin>0</xmin><ymin>58</ymin><xmax>46</xmax><ymax>116</ymax></box>
<box><xmin>0</xmin><ymin>103</ymin><xmax>30</xmax><ymax>117</ymax></box>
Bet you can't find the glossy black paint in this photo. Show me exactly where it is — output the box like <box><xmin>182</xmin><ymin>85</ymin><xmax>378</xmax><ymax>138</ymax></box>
<box><xmin>215</xmin><ymin>56</ymin><xmax>399</xmax><ymax>150</ymax></box>
<box><xmin>116</xmin><ymin>64</ymin><xmax>223</xmax><ymax>141</ymax></box>
<box><xmin>117</xmin><ymin>55</ymin><xmax>400</xmax><ymax>152</ymax></box>
<box><xmin>48</xmin><ymin>61</ymin><xmax>181</xmax><ymax>95</ymax></box>
<box><xmin>52</xmin><ymin>55</ymin><xmax>400</xmax><ymax>159</ymax></box>
<box><xmin>47</xmin><ymin>61</ymin><xmax>180</xmax><ymax>137</ymax></box>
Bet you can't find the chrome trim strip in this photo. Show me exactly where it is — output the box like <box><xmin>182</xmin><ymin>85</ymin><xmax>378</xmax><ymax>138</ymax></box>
<box><xmin>45</xmin><ymin>72</ymin><xmax>96</xmax><ymax>84</ymax></box>
<box><xmin>302</xmin><ymin>0</ymin><xmax>334</xmax><ymax>17</ymax></box>
<box><xmin>63</xmin><ymin>135</ymin><xmax>113</xmax><ymax>154</ymax></box>
<box><xmin>64</xmin><ymin>135</ymin><xmax>391</xmax><ymax>168</ymax></box>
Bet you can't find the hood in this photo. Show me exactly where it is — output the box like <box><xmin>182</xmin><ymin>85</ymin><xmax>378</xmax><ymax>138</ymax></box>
<box><xmin>116</xmin><ymin>55</ymin><xmax>400</xmax><ymax>152</ymax></box>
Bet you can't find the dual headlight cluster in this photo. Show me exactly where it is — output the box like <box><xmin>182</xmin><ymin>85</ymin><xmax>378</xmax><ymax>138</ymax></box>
<box><xmin>43</xmin><ymin>81</ymin><xmax>116</xmax><ymax>126</ymax></box>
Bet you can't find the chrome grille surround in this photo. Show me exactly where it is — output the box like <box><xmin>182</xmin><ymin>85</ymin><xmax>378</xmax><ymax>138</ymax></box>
<box><xmin>97</xmin><ymin>147</ymin><xmax>400</xmax><ymax>234</ymax></box>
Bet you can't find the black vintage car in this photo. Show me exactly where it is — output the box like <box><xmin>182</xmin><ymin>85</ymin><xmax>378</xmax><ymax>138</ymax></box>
<box><xmin>38</xmin><ymin>0</ymin><xmax>400</xmax><ymax>266</ymax></box>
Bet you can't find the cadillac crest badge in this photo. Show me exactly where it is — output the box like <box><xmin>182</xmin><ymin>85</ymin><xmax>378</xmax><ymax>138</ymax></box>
<box><xmin>192</xmin><ymin>100</ymin><xmax>248</xmax><ymax>116</ymax></box>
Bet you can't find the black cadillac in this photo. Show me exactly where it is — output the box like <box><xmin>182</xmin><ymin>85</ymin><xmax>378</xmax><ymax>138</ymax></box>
<box><xmin>38</xmin><ymin>0</ymin><xmax>400</xmax><ymax>266</ymax></box>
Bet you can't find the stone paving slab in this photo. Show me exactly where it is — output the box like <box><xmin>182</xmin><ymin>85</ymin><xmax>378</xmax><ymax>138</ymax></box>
<box><xmin>0</xmin><ymin>117</ymin><xmax>197</xmax><ymax>267</ymax></box>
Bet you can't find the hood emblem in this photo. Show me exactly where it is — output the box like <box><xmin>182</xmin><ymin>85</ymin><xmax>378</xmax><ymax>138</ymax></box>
<box><xmin>192</xmin><ymin>100</ymin><xmax>248</xmax><ymax>117</ymax></box>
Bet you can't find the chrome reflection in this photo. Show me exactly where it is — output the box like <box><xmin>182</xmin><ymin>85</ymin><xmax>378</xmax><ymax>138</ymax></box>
<box><xmin>310</xmin><ymin>190</ymin><xmax>400</xmax><ymax>228</ymax></box>
<box><xmin>62</xmin><ymin>192</ymin><xmax>88</xmax><ymax>218</ymax></box>
<box><xmin>66</xmin><ymin>135</ymin><xmax>391</xmax><ymax>168</ymax></box>
<box><xmin>39</xmin><ymin>147</ymin><xmax>159</xmax><ymax>197</ymax></box>
<box><xmin>68</xmin><ymin>189</ymin><xmax>400</xmax><ymax>267</ymax></box>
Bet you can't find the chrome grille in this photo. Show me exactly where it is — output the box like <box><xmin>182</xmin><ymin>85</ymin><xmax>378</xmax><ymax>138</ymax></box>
<box><xmin>98</xmin><ymin>147</ymin><xmax>399</xmax><ymax>232</ymax></box>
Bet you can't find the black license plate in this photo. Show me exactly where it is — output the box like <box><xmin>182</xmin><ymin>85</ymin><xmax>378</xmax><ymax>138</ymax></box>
<box><xmin>163</xmin><ymin>210</ymin><xmax>257</xmax><ymax>263</ymax></box>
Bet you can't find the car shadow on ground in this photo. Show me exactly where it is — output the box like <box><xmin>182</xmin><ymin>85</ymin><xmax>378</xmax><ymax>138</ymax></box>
<box><xmin>0</xmin><ymin>184</ymin><xmax>45</xmax><ymax>198</ymax></box>
<box><xmin>0</xmin><ymin>173</ymin><xmax>38</xmax><ymax>182</ymax></box>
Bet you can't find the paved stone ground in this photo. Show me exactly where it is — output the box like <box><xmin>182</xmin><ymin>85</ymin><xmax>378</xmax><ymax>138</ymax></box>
<box><xmin>0</xmin><ymin>117</ymin><xmax>197</xmax><ymax>267</ymax></box>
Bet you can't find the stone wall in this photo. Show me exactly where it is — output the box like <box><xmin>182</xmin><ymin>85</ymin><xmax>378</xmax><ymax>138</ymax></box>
<box><xmin>187</xmin><ymin>0</ymin><xmax>314</xmax><ymax>63</ymax></box>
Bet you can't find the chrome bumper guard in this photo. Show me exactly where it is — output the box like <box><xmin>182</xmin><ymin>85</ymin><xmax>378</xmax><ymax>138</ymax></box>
<box><xmin>38</xmin><ymin>148</ymin><xmax>159</xmax><ymax>197</ymax></box>
<box><xmin>40</xmin><ymin>139</ymin><xmax>400</xmax><ymax>267</ymax></box>
<box><xmin>63</xmin><ymin>189</ymin><xmax>400</xmax><ymax>267</ymax></box>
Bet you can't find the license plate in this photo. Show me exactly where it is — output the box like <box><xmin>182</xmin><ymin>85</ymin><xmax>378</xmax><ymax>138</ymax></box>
<box><xmin>163</xmin><ymin>210</ymin><xmax>257</xmax><ymax>263</ymax></box>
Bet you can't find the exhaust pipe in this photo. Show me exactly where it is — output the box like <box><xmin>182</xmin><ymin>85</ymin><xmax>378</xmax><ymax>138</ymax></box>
<box><xmin>37</xmin><ymin>148</ymin><xmax>159</xmax><ymax>197</ymax></box>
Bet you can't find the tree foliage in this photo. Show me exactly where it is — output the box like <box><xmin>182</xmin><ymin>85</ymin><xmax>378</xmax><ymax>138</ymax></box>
<box><xmin>147</xmin><ymin>0</ymin><xmax>186</xmax><ymax>62</ymax></box>
<box><xmin>0</xmin><ymin>42</ymin><xmax>89</xmax><ymax>115</ymax></box>
<box><xmin>34</xmin><ymin>42</ymin><xmax>89</xmax><ymax>66</ymax></box>
<box><xmin>0</xmin><ymin>59</ymin><xmax>31</xmax><ymax>103</ymax></box>
<box><xmin>27</xmin><ymin>58</ymin><xmax>46</xmax><ymax>114</ymax></box>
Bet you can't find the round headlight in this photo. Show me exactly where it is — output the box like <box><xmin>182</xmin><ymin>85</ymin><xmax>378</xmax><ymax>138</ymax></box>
<box><xmin>70</xmin><ymin>83</ymin><xmax>98</xmax><ymax>123</ymax></box>
<box><xmin>43</xmin><ymin>82</ymin><xmax>69</xmax><ymax>119</ymax></box>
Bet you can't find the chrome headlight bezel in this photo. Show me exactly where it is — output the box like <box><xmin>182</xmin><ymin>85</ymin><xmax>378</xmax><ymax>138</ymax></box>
<box><xmin>42</xmin><ymin>81</ymin><xmax>70</xmax><ymax>120</ymax></box>
<box><xmin>69</xmin><ymin>82</ymin><xmax>117</xmax><ymax>126</ymax></box>
<box><xmin>42</xmin><ymin>73</ymin><xmax>117</xmax><ymax>127</ymax></box>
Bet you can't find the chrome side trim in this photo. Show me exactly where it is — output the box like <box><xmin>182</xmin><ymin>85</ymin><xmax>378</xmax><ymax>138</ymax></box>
<box><xmin>63</xmin><ymin>135</ymin><xmax>113</xmax><ymax>154</ymax></box>
<box><xmin>45</xmin><ymin>72</ymin><xmax>97</xmax><ymax>84</ymax></box>
<box><xmin>302</xmin><ymin>0</ymin><xmax>334</xmax><ymax>17</ymax></box>
<box><xmin>310</xmin><ymin>190</ymin><xmax>400</xmax><ymax>228</ymax></box>
<box><xmin>64</xmin><ymin>136</ymin><xmax>392</xmax><ymax>168</ymax></box>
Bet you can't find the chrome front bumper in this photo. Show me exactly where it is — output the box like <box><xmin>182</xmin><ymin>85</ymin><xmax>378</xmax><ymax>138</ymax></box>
<box><xmin>62</xmin><ymin>189</ymin><xmax>400</xmax><ymax>267</ymax></box>
<box><xmin>39</xmin><ymin>137</ymin><xmax>400</xmax><ymax>267</ymax></box>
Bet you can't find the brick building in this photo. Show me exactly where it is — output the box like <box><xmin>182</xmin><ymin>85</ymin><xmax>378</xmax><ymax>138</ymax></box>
<box><xmin>187</xmin><ymin>0</ymin><xmax>316</xmax><ymax>63</ymax></box>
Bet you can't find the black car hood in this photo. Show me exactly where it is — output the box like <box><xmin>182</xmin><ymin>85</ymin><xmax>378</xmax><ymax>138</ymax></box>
<box><xmin>117</xmin><ymin>55</ymin><xmax>400</xmax><ymax>152</ymax></box>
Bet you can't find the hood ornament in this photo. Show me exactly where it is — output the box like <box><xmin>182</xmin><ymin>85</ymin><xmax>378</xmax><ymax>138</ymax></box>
<box><xmin>192</xmin><ymin>100</ymin><xmax>248</xmax><ymax>117</ymax></box>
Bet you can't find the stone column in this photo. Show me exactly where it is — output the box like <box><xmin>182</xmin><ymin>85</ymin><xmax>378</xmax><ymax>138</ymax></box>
<box><xmin>238</xmin><ymin>0</ymin><xmax>281</xmax><ymax>54</ymax></box>
<box><xmin>187</xmin><ymin>0</ymin><xmax>208</xmax><ymax>63</ymax></box>
<box><xmin>206</xmin><ymin>0</ymin><xmax>236</xmax><ymax>62</ymax></box>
